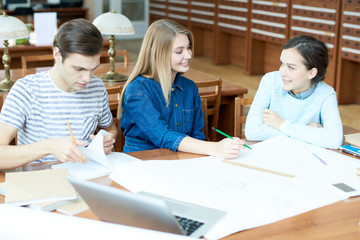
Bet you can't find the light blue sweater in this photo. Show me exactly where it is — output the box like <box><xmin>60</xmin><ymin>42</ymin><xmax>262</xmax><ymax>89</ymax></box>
<box><xmin>245</xmin><ymin>71</ymin><xmax>343</xmax><ymax>149</ymax></box>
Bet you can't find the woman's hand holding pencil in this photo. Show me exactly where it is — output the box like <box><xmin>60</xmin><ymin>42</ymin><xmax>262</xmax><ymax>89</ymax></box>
<box><xmin>212</xmin><ymin>127</ymin><xmax>252</xmax><ymax>149</ymax></box>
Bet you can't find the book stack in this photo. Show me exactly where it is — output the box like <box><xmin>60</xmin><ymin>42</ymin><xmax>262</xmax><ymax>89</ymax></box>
<box><xmin>341</xmin><ymin>133</ymin><xmax>360</xmax><ymax>157</ymax></box>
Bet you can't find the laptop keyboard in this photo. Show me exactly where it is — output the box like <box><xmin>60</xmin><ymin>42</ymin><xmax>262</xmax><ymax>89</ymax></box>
<box><xmin>174</xmin><ymin>215</ymin><xmax>204</xmax><ymax>236</ymax></box>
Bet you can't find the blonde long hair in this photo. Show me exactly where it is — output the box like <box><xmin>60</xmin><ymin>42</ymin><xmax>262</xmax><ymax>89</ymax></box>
<box><xmin>117</xmin><ymin>19</ymin><xmax>194</xmax><ymax>119</ymax></box>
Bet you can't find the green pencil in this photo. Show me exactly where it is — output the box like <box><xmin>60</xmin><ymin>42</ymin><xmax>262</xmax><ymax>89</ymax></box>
<box><xmin>211</xmin><ymin>127</ymin><xmax>252</xmax><ymax>149</ymax></box>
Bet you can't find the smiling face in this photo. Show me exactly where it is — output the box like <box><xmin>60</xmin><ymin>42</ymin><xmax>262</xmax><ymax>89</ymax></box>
<box><xmin>170</xmin><ymin>34</ymin><xmax>192</xmax><ymax>80</ymax></box>
<box><xmin>279</xmin><ymin>48</ymin><xmax>317</xmax><ymax>95</ymax></box>
<box><xmin>52</xmin><ymin>47</ymin><xmax>101</xmax><ymax>92</ymax></box>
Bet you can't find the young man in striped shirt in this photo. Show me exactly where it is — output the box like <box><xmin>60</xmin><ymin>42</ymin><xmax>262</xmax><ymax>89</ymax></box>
<box><xmin>0</xmin><ymin>19</ymin><xmax>118</xmax><ymax>170</ymax></box>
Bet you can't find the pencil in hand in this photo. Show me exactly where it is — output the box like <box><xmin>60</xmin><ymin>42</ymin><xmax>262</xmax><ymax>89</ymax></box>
<box><xmin>211</xmin><ymin>127</ymin><xmax>252</xmax><ymax>150</ymax></box>
<box><xmin>67</xmin><ymin>121</ymin><xmax>82</xmax><ymax>162</ymax></box>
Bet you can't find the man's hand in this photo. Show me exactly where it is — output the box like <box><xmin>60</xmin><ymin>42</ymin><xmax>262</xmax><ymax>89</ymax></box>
<box><xmin>50</xmin><ymin>138</ymin><xmax>88</xmax><ymax>163</ymax></box>
<box><xmin>90</xmin><ymin>133</ymin><xmax>116</xmax><ymax>154</ymax></box>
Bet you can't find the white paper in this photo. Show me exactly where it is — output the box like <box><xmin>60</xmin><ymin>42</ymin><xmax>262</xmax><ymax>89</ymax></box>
<box><xmin>231</xmin><ymin>136</ymin><xmax>360</xmax><ymax>197</ymax></box>
<box><xmin>52</xmin><ymin>130</ymin><xmax>141</xmax><ymax>180</ymax></box>
<box><xmin>34</xmin><ymin>12</ymin><xmax>57</xmax><ymax>46</ymax></box>
<box><xmin>0</xmin><ymin>205</ymin><xmax>193</xmax><ymax>240</ymax></box>
<box><xmin>109</xmin><ymin>141</ymin><xmax>349</xmax><ymax>239</ymax></box>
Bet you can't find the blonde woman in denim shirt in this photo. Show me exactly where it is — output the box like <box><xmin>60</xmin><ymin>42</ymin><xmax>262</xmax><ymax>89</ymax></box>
<box><xmin>118</xmin><ymin>19</ymin><xmax>244</xmax><ymax>159</ymax></box>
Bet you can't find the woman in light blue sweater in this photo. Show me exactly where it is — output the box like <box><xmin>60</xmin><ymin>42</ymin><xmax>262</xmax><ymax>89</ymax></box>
<box><xmin>245</xmin><ymin>35</ymin><xmax>343</xmax><ymax>149</ymax></box>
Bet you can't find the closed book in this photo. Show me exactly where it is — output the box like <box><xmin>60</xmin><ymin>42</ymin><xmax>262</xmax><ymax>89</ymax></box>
<box><xmin>344</xmin><ymin>133</ymin><xmax>360</xmax><ymax>148</ymax></box>
<box><xmin>340</xmin><ymin>144</ymin><xmax>360</xmax><ymax>157</ymax></box>
<box><xmin>5</xmin><ymin>168</ymin><xmax>77</xmax><ymax>206</ymax></box>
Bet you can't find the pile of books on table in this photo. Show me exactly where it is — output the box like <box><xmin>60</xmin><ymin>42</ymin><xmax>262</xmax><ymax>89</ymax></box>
<box><xmin>341</xmin><ymin>133</ymin><xmax>360</xmax><ymax>157</ymax></box>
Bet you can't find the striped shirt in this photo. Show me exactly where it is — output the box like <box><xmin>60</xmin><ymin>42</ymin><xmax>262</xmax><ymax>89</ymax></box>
<box><xmin>0</xmin><ymin>71</ymin><xmax>113</xmax><ymax>162</ymax></box>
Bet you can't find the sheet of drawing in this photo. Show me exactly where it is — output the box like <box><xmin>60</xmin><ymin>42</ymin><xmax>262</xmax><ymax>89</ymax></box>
<box><xmin>107</xmin><ymin>152</ymin><xmax>142</xmax><ymax>170</ymax></box>
<box><xmin>231</xmin><ymin>136</ymin><xmax>360</xmax><ymax>197</ymax></box>
<box><xmin>110</xmin><ymin>156</ymin><xmax>347</xmax><ymax>239</ymax></box>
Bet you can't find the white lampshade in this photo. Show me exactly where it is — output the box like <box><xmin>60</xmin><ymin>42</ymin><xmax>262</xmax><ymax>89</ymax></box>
<box><xmin>93</xmin><ymin>10</ymin><xmax>135</xmax><ymax>36</ymax></box>
<box><xmin>0</xmin><ymin>14</ymin><xmax>30</xmax><ymax>41</ymax></box>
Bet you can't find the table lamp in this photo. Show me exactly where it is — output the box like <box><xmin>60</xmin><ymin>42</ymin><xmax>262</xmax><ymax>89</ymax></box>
<box><xmin>93</xmin><ymin>10</ymin><xmax>135</xmax><ymax>82</ymax></box>
<box><xmin>0</xmin><ymin>12</ymin><xmax>30</xmax><ymax>92</ymax></box>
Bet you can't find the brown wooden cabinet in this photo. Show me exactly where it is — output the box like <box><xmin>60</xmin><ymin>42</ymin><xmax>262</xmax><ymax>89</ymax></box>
<box><xmin>149</xmin><ymin>0</ymin><xmax>359</xmax><ymax>104</ymax></box>
<box><xmin>34</xmin><ymin>7</ymin><xmax>88</xmax><ymax>25</ymax></box>
<box><xmin>336</xmin><ymin>0</ymin><xmax>360</xmax><ymax>104</ymax></box>
<box><xmin>289</xmin><ymin>0</ymin><xmax>341</xmax><ymax>88</ymax></box>
<box><xmin>7</xmin><ymin>7</ymin><xmax>88</xmax><ymax>26</ymax></box>
<box><xmin>246</xmin><ymin>0</ymin><xmax>290</xmax><ymax>75</ymax></box>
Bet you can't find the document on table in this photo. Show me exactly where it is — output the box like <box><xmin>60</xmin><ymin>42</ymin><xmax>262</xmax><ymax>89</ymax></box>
<box><xmin>52</xmin><ymin>130</ymin><xmax>141</xmax><ymax>180</ymax></box>
<box><xmin>0</xmin><ymin>205</ymin><xmax>192</xmax><ymax>240</ymax></box>
<box><xmin>109</xmin><ymin>136</ymin><xmax>355</xmax><ymax>239</ymax></box>
<box><xmin>229</xmin><ymin>136</ymin><xmax>360</xmax><ymax>197</ymax></box>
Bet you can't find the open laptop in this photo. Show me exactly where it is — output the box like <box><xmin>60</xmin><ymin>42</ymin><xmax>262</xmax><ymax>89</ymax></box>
<box><xmin>68</xmin><ymin>177</ymin><xmax>226</xmax><ymax>237</ymax></box>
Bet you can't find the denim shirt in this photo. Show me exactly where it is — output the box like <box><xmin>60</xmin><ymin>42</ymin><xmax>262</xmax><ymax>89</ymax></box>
<box><xmin>121</xmin><ymin>73</ymin><xmax>205</xmax><ymax>152</ymax></box>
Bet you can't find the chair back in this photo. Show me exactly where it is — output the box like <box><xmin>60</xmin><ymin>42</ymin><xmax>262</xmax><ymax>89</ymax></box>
<box><xmin>106</xmin><ymin>86</ymin><xmax>125</xmax><ymax>152</ymax></box>
<box><xmin>21</xmin><ymin>55</ymin><xmax>54</xmax><ymax>71</ymax></box>
<box><xmin>196</xmin><ymin>79</ymin><xmax>222</xmax><ymax>141</ymax></box>
<box><xmin>21</xmin><ymin>54</ymin><xmax>54</xmax><ymax>71</ymax></box>
<box><xmin>234</xmin><ymin>97</ymin><xmax>253</xmax><ymax>139</ymax></box>
<box><xmin>200</xmin><ymin>97</ymin><xmax>209</xmax><ymax>140</ymax></box>
<box><xmin>100</xmin><ymin>49</ymin><xmax>129</xmax><ymax>66</ymax></box>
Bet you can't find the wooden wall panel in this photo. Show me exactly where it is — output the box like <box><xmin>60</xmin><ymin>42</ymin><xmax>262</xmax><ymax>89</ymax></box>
<box><xmin>148</xmin><ymin>0</ymin><xmax>360</xmax><ymax>104</ymax></box>
<box><xmin>290</xmin><ymin>0</ymin><xmax>340</xmax><ymax>87</ymax></box>
<box><xmin>246</xmin><ymin>0</ymin><xmax>290</xmax><ymax>74</ymax></box>
<box><xmin>214</xmin><ymin>0</ymin><xmax>250</xmax><ymax>66</ymax></box>
<box><xmin>336</xmin><ymin>0</ymin><xmax>360</xmax><ymax>104</ymax></box>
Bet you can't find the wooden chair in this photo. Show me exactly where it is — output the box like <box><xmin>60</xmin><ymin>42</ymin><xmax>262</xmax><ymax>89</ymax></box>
<box><xmin>106</xmin><ymin>86</ymin><xmax>125</xmax><ymax>152</ymax></box>
<box><xmin>201</xmin><ymin>97</ymin><xmax>209</xmax><ymax>140</ymax></box>
<box><xmin>196</xmin><ymin>79</ymin><xmax>222</xmax><ymax>141</ymax></box>
<box><xmin>21</xmin><ymin>55</ymin><xmax>54</xmax><ymax>71</ymax></box>
<box><xmin>100</xmin><ymin>49</ymin><xmax>129</xmax><ymax>66</ymax></box>
<box><xmin>234</xmin><ymin>97</ymin><xmax>253</xmax><ymax>139</ymax></box>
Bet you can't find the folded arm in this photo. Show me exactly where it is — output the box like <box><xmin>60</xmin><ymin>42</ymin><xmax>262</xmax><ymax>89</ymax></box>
<box><xmin>280</xmin><ymin>94</ymin><xmax>343</xmax><ymax>149</ymax></box>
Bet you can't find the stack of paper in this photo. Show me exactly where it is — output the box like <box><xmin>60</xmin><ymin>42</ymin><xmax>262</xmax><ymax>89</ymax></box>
<box><xmin>5</xmin><ymin>168</ymin><xmax>77</xmax><ymax>206</ymax></box>
<box><xmin>344</xmin><ymin>132</ymin><xmax>360</xmax><ymax>147</ymax></box>
<box><xmin>52</xmin><ymin>129</ymin><xmax>142</xmax><ymax>180</ymax></box>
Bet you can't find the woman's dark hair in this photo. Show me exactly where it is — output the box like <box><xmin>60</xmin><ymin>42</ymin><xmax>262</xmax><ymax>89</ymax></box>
<box><xmin>53</xmin><ymin>18</ymin><xmax>103</xmax><ymax>60</ymax></box>
<box><xmin>282</xmin><ymin>35</ymin><xmax>328</xmax><ymax>83</ymax></box>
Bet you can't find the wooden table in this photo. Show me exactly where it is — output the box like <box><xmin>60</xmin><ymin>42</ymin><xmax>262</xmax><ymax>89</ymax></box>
<box><xmin>1</xmin><ymin>137</ymin><xmax>360</xmax><ymax>239</ymax></box>
<box><xmin>0</xmin><ymin>126</ymin><xmax>359</xmax><ymax>239</ymax></box>
<box><xmin>0</xmin><ymin>62</ymin><xmax>248</xmax><ymax>137</ymax></box>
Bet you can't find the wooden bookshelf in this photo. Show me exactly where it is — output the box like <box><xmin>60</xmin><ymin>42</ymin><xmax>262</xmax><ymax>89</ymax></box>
<box><xmin>149</xmin><ymin>0</ymin><xmax>360</xmax><ymax>104</ymax></box>
<box><xmin>214</xmin><ymin>0</ymin><xmax>250</xmax><ymax>67</ymax></box>
<box><xmin>188</xmin><ymin>0</ymin><xmax>216</xmax><ymax>58</ymax></box>
<box><xmin>246</xmin><ymin>0</ymin><xmax>291</xmax><ymax>74</ymax></box>
<box><xmin>336</xmin><ymin>0</ymin><xmax>360</xmax><ymax>104</ymax></box>
<box><xmin>289</xmin><ymin>0</ymin><xmax>340</xmax><ymax>88</ymax></box>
